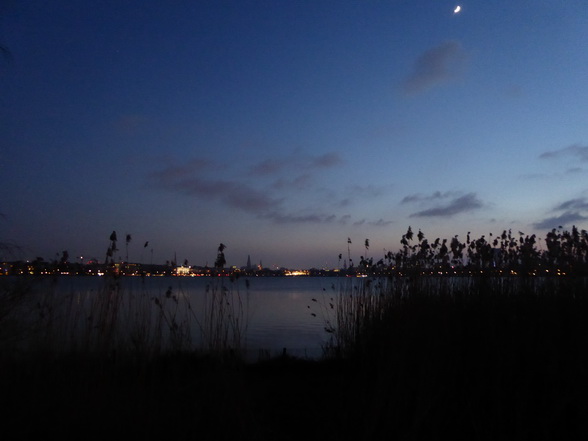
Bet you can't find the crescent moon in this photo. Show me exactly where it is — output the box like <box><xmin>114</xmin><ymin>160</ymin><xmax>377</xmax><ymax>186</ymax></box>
<box><xmin>454</xmin><ymin>6</ymin><xmax>461</xmax><ymax>14</ymax></box>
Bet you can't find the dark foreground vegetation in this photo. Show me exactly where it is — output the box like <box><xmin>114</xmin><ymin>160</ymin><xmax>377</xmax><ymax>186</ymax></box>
<box><xmin>2</xmin><ymin>276</ymin><xmax>588</xmax><ymax>440</ymax></box>
<box><xmin>2</xmin><ymin>227</ymin><xmax>588</xmax><ymax>440</ymax></box>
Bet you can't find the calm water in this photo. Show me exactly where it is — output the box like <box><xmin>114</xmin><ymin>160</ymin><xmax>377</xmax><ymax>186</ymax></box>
<box><xmin>29</xmin><ymin>275</ymin><xmax>353</xmax><ymax>359</ymax></box>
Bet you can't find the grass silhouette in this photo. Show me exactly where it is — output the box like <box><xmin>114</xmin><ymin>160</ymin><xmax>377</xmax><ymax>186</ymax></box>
<box><xmin>2</xmin><ymin>228</ymin><xmax>588</xmax><ymax>439</ymax></box>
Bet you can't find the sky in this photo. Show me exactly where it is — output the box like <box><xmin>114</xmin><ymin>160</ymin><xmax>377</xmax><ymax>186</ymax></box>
<box><xmin>1</xmin><ymin>0</ymin><xmax>588</xmax><ymax>269</ymax></box>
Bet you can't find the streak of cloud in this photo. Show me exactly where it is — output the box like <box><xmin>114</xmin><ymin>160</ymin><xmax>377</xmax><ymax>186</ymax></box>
<box><xmin>150</xmin><ymin>153</ymin><xmax>349</xmax><ymax>225</ymax></box>
<box><xmin>401</xmin><ymin>191</ymin><xmax>457</xmax><ymax>204</ymax></box>
<box><xmin>339</xmin><ymin>215</ymin><xmax>351</xmax><ymax>224</ymax></box>
<box><xmin>272</xmin><ymin>173</ymin><xmax>313</xmax><ymax>190</ymax></box>
<box><xmin>533</xmin><ymin>212</ymin><xmax>588</xmax><ymax>230</ymax></box>
<box><xmin>351</xmin><ymin>218</ymin><xmax>392</xmax><ymax>227</ymax></box>
<box><xmin>149</xmin><ymin>159</ymin><xmax>215</xmax><ymax>180</ymax></box>
<box><xmin>176</xmin><ymin>177</ymin><xmax>280</xmax><ymax>213</ymax></box>
<box><xmin>312</xmin><ymin>152</ymin><xmax>343</xmax><ymax>168</ymax></box>
<box><xmin>519</xmin><ymin>167</ymin><xmax>585</xmax><ymax>181</ymax></box>
<box><xmin>150</xmin><ymin>165</ymin><xmax>282</xmax><ymax>214</ymax></box>
<box><xmin>349</xmin><ymin>184</ymin><xmax>391</xmax><ymax>198</ymax></box>
<box><xmin>249</xmin><ymin>159</ymin><xmax>285</xmax><ymax>175</ymax></box>
<box><xmin>554</xmin><ymin>198</ymin><xmax>588</xmax><ymax>212</ymax></box>
<box><xmin>402</xmin><ymin>40</ymin><xmax>467</xmax><ymax>95</ymax></box>
<box><xmin>533</xmin><ymin>197</ymin><xmax>588</xmax><ymax>229</ymax></box>
<box><xmin>567</xmin><ymin>167</ymin><xmax>583</xmax><ymax>174</ymax></box>
<box><xmin>114</xmin><ymin>114</ymin><xmax>149</xmax><ymax>134</ymax></box>
<box><xmin>539</xmin><ymin>144</ymin><xmax>588</xmax><ymax>161</ymax></box>
<box><xmin>369</xmin><ymin>219</ymin><xmax>394</xmax><ymax>227</ymax></box>
<box><xmin>248</xmin><ymin>151</ymin><xmax>344</xmax><ymax>176</ymax></box>
<box><xmin>409</xmin><ymin>193</ymin><xmax>483</xmax><ymax>217</ymax></box>
<box><xmin>261</xmin><ymin>212</ymin><xmax>343</xmax><ymax>224</ymax></box>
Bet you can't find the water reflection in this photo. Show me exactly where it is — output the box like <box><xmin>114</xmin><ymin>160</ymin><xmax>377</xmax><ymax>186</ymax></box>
<box><xmin>26</xmin><ymin>275</ymin><xmax>341</xmax><ymax>359</ymax></box>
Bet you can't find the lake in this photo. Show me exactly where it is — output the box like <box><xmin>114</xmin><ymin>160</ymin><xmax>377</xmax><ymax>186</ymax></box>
<box><xmin>20</xmin><ymin>275</ymin><xmax>357</xmax><ymax>360</ymax></box>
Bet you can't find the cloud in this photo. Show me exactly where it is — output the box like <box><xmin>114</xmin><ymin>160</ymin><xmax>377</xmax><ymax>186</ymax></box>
<box><xmin>150</xmin><ymin>159</ymin><xmax>213</xmax><ymax>181</ymax></box>
<box><xmin>114</xmin><ymin>114</ymin><xmax>148</xmax><ymax>134</ymax></box>
<box><xmin>539</xmin><ymin>144</ymin><xmax>588</xmax><ymax>161</ymax></box>
<box><xmin>401</xmin><ymin>191</ymin><xmax>457</xmax><ymax>204</ymax></box>
<box><xmin>272</xmin><ymin>173</ymin><xmax>313</xmax><ymax>190</ymax></box>
<box><xmin>369</xmin><ymin>219</ymin><xmax>394</xmax><ymax>227</ymax></box>
<box><xmin>567</xmin><ymin>167</ymin><xmax>584</xmax><ymax>174</ymax></box>
<box><xmin>336</xmin><ymin>198</ymin><xmax>352</xmax><ymax>207</ymax></box>
<box><xmin>402</xmin><ymin>40</ymin><xmax>467</xmax><ymax>95</ymax></box>
<box><xmin>261</xmin><ymin>211</ymin><xmax>344</xmax><ymax>224</ymax></box>
<box><xmin>519</xmin><ymin>172</ymin><xmax>549</xmax><ymax>180</ymax></box>
<box><xmin>554</xmin><ymin>198</ymin><xmax>588</xmax><ymax>212</ymax></box>
<box><xmin>351</xmin><ymin>218</ymin><xmax>393</xmax><ymax>227</ymax></box>
<box><xmin>519</xmin><ymin>167</ymin><xmax>585</xmax><ymax>181</ymax></box>
<box><xmin>150</xmin><ymin>153</ymin><xmax>348</xmax><ymax>225</ymax></box>
<box><xmin>409</xmin><ymin>193</ymin><xmax>483</xmax><ymax>217</ymax></box>
<box><xmin>175</xmin><ymin>177</ymin><xmax>281</xmax><ymax>213</ymax></box>
<box><xmin>249</xmin><ymin>151</ymin><xmax>344</xmax><ymax>176</ymax></box>
<box><xmin>533</xmin><ymin>212</ymin><xmax>588</xmax><ymax>230</ymax></box>
<box><xmin>339</xmin><ymin>215</ymin><xmax>351</xmax><ymax>224</ymax></box>
<box><xmin>311</xmin><ymin>152</ymin><xmax>343</xmax><ymax>168</ymax></box>
<box><xmin>349</xmin><ymin>184</ymin><xmax>391</xmax><ymax>198</ymax></box>
<box><xmin>533</xmin><ymin>197</ymin><xmax>588</xmax><ymax>230</ymax></box>
<box><xmin>249</xmin><ymin>159</ymin><xmax>285</xmax><ymax>175</ymax></box>
<box><xmin>224</xmin><ymin>186</ymin><xmax>282</xmax><ymax>213</ymax></box>
<box><xmin>505</xmin><ymin>84</ymin><xmax>524</xmax><ymax>98</ymax></box>
<box><xmin>150</xmin><ymin>165</ymin><xmax>282</xmax><ymax>214</ymax></box>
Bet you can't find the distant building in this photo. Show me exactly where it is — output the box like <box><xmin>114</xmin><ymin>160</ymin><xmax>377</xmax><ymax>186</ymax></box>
<box><xmin>176</xmin><ymin>266</ymin><xmax>191</xmax><ymax>276</ymax></box>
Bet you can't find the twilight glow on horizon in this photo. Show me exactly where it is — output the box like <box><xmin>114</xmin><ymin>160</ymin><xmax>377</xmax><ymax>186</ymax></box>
<box><xmin>1</xmin><ymin>1</ymin><xmax>588</xmax><ymax>269</ymax></box>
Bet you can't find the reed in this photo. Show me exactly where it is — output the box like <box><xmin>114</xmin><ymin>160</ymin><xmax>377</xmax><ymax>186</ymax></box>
<box><xmin>326</xmin><ymin>274</ymin><xmax>588</xmax><ymax>359</ymax></box>
<box><xmin>0</xmin><ymin>242</ymin><xmax>250</xmax><ymax>363</ymax></box>
<box><xmin>312</xmin><ymin>274</ymin><xmax>588</xmax><ymax>439</ymax></box>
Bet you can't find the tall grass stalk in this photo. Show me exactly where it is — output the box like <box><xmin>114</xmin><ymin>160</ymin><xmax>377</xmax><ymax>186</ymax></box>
<box><xmin>1</xmin><ymin>273</ymin><xmax>250</xmax><ymax>362</ymax></box>
<box><xmin>326</xmin><ymin>275</ymin><xmax>588</xmax><ymax>359</ymax></box>
<box><xmin>201</xmin><ymin>276</ymin><xmax>249</xmax><ymax>358</ymax></box>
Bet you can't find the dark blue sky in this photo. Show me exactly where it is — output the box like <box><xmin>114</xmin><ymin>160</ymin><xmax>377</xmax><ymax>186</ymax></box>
<box><xmin>1</xmin><ymin>1</ymin><xmax>588</xmax><ymax>268</ymax></box>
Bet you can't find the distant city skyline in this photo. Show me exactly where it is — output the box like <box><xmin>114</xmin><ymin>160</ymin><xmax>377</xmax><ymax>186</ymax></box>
<box><xmin>1</xmin><ymin>1</ymin><xmax>588</xmax><ymax>268</ymax></box>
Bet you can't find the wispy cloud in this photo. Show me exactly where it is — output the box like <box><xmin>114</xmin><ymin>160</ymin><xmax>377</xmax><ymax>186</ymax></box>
<box><xmin>402</xmin><ymin>40</ymin><xmax>467</xmax><ymax>95</ymax></box>
<box><xmin>539</xmin><ymin>144</ymin><xmax>588</xmax><ymax>161</ymax></box>
<box><xmin>533</xmin><ymin>212</ymin><xmax>588</xmax><ymax>230</ymax></box>
<box><xmin>114</xmin><ymin>114</ymin><xmax>149</xmax><ymax>134</ymax></box>
<box><xmin>348</xmin><ymin>184</ymin><xmax>391</xmax><ymax>198</ymax></box>
<box><xmin>401</xmin><ymin>191</ymin><xmax>458</xmax><ymax>204</ymax></box>
<box><xmin>505</xmin><ymin>84</ymin><xmax>524</xmax><ymax>98</ymax></box>
<box><xmin>272</xmin><ymin>173</ymin><xmax>313</xmax><ymax>190</ymax></box>
<box><xmin>154</xmin><ymin>173</ymin><xmax>282</xmax><ymax>214</ymax></box>
<box><xmin>249</xmin><ymin>159</ymin><xmax>285</xmax><ymax>175</ymax></box>
<box><xmin>554</xmin><ymin>198</ymin><xmax>588</xmax><ymax>212</ymax></box>
<box><xmin>149</xmin><ymin>152</ymin><xmax>355</xmax><ymax>225</ymax></box>
<box><xmin>261</xmin><ymin>211</ymin><xmax>343</xmax><ymax>224</ymax></box>
<box><xmin>339</xmin><ymin>214</ymin><xmax>351</xmax><ymax>224</ymax></box>
<box><xmin>519</xmin><ymin>167</ymin><xmax>585</xmax><ymax>181</ymax></box>
<box><xmin>319</xmin><ymin>184</ymin><xmax>393</xmax><ymax>210</ymax></box>
<box><xmin>248</xmin><ymin>151</ymin><xmax>344</xmax><ymax>176</ymax></box>
<box><xmin>369</xmin><ymin>218</ymin><xmax>394</xmax><ymax>227</ymax></box>
<box><xmin>533</xmin><ymin>197</ymin><xmax>588</xmax><ymax>229</ymax></box>
<box><xmin>312</xmin><ymin>152</ymin><xmax>343</xmax><ymax>168</ymax></box>
<box><xmin>150</xmin><ymin>159</ymin><xmax>352</xmax><ymax>225</ymax></box>
<box><xmin>567</xmin><ymin>167</ymin><xmax>584</xmax><ymax>174</ymax></box>
<box><xmin>408</xmin><ymin>193</ymin><xmax>483</xmax><ymax>217</ymax></box>
<box><xmin>150</xmin><ymin>159</ymin><xmax>214</xmax><ymax>181</ymax></box>
<box><xmin>352</xmin><ymin>218</ymin><xmax>393</xmax><ymax>227</ymax></box>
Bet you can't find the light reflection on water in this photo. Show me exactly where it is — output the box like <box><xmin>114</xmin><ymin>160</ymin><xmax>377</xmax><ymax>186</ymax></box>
<box><xmin>35</xmin><ymin>275</ymin><xmax>352</xmax><ymax>359</ymax></box>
